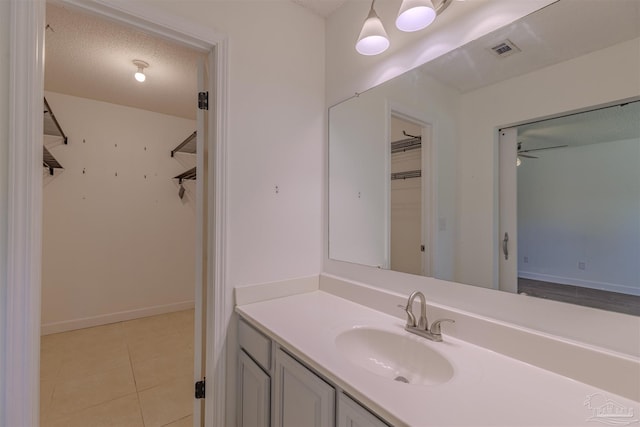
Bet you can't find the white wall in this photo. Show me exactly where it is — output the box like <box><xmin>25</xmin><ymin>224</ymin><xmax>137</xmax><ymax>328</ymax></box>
<box><xmin>329</xmin><ymin>92</ymin><xmax>388</xmax><ymax>268</ymax></box>
<box><xmin>518</xmin><ymin>138</ymin><xmax>640</xmax><ymax>295</ymax></box>
<box><xmin>329</xmin><ymin>68</ymin><xmax>460</xmax><ymax>278</ymax></box>
<box><xmin>456</xmin><ymin>37</ymin><xmax>640</xmax><ymax>289</ymax></box>
<box><xmin>143</xmin><ymin>1</ymin><xmax>325</xmax><ymax>289</ymax></box>
<box><xmin>0</xmin><ymin>0</ymin><xmax>10</xmax><ymax>419</ymax></box>
<box><xmin>41</xmin><ymin>92</ymin><xmax>197</xmax><ymax>333</ymax></box>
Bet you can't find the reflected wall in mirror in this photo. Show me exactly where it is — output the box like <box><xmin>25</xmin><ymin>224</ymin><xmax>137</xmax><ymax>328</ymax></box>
<box><xmin>499</xmin><ymin>101</ymin><xmax>640</xmax><ymax>316</ymax></box>
<box><xmin>328</xmin><ymin>0</ymin><xmax>640</xmax><ymax>315</ymax></box>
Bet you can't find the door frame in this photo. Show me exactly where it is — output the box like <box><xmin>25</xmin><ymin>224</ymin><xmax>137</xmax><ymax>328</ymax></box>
<box><xmin>386</xmin><ymin>102</ymin><xmax>436</xmax><ymax>277</ymax></box>
<box><xmin>4</xmin><ymin>1</ymin><xmax>228</xmax><ymax>426</ymax></box>
<box><xmin>497</xmin><ymin>127</ymin><xmax>519</xmax><ymax>294</ymax></box>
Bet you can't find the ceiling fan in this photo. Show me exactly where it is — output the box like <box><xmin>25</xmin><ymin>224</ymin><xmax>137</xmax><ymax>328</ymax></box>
<box><xmin>516</xmin><ymin>142</ymin><xmax>568</xmax><ymax>165</ymax></box>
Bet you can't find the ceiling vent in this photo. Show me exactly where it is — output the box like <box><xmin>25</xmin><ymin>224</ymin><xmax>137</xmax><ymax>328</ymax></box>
<box><xmin>489</xmin><ymin>39</ymin><xmax>521</xmax><ymax>58</ymax></box>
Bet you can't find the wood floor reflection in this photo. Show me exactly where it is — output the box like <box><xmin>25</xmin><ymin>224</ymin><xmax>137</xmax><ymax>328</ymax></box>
<box><xmin>518</xmin><ymin>278</ymin><xmax>640</xmax><ymax>316</ymax></box>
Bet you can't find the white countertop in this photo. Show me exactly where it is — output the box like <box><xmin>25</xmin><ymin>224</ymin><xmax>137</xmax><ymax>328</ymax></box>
<box><xmin>236</xmin><ymin>290</ymin><xmax>640</xmax><ymax>427</ymax></box>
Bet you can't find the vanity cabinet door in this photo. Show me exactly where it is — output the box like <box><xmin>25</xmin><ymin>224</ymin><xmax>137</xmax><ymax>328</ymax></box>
<box><xmin>238</xmin><ymin>350</ymin><xmax>271</xmax><ymax>427</ymax></box>
<box><xmin>274</xmin><ymin>348</ymin><xmax>335</xmax><ymax>427</ymax></box>
<box><xmin>338</xmin><ymin>393</ymin><xmax>389</xmax><ymax>427</ymax></box>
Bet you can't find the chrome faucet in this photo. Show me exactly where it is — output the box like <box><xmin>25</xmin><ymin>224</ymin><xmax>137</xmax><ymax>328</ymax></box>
<box><xmin>398</xmin><ymin>291</ymin><xmax>455</xmax><ymax>342</ymax></box>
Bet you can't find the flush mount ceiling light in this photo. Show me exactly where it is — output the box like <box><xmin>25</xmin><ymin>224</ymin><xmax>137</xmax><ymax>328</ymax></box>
<box><xmin>132</xmin><ymin>60</ymin><xmax>149</xmax><ymax>82</ymax></box>
<box><xmin>355</xmin><ymin>0</ymin><xmax>390</xmax><ymax>56</ymax></box>
<box><xmin>356</xmin><ymin>0</ymin><xmax>453</xmax><ymax>55</ymax></box>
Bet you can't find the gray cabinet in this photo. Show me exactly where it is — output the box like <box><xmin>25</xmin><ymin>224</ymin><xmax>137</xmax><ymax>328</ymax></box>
<box><xmin>338</xmin><ymin>394</ymin><xmax>389</xmax><ymax>427</ymax></box>
<box><xmin>238</xmin><ymin>350</ymin><xmax>271</xmax><ymax>427</ymax></box>
<box><xmin>274</xmin><ymin>348</ymin><xmax>335</xmax><ymax>427</ymax></box>
<box><xmin>237</xmin><ymin>317</ymin><xmax>389</xmax><ymax>427</ymax></box>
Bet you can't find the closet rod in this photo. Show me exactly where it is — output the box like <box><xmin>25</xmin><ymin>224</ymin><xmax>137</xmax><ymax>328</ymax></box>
<box><xmin>44</xmin><ymin>97</ymin><xmax>68</xmax><ymax>144</ymax></box>
<box><xmin>174</xmin><ymin>166</ymin><xmax>197</xmax><ymax>184</ymax></box>
<box><xmin>391</xmin><ymin>170</ymin><xmax>421</xmax><ymax>180</ymax></box>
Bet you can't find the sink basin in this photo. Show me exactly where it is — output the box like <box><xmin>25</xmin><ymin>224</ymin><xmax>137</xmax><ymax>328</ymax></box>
<box><xmin>335</xmin><ymin>327</ymin><xmax>454</xmax><ymax>386</ymax></box>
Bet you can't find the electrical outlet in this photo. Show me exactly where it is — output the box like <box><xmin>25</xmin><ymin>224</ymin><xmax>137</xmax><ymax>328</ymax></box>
<box><xmin>523</xmin><ymin>256</ymin><xmax>528</xmax><ymax>263</ymax></box>
<box><xmin>578</xmin><ymin>261</ymin><xmax>586</xmax><ymax>270</ymax></box>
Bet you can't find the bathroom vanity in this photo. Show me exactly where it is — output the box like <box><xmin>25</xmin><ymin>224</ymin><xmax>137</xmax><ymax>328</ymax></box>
<box><xmin>235</xmin><ymin>276</ymin><xmax>640</xmax><ymax>427</ymax></box>
<box><xmin>237</xmin><ymin>316</ymin><xmax>388</xmax><ymax>427</ymax></box>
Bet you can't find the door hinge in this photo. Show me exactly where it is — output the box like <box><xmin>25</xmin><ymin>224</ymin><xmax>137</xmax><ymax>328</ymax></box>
<box><xmin>420</xmin><ymin>244</ymin><xmax>425</xmax><ymax>252</ymax></box>
<box><xmin>195</xmin><ymin>379</ymin><xmax>206</xmax><ymax>399</ymax></box>
<box><xmin>198</xmin><ymin>91</ymin><xmax>209</xmax><ymax>110</ymax></box>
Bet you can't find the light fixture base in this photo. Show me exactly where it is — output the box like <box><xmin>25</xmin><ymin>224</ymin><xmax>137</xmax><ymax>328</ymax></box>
<box><xmin>132</xmin><ymin>59</ymin><xmax>149</xmax><ymax>69</ymax></box>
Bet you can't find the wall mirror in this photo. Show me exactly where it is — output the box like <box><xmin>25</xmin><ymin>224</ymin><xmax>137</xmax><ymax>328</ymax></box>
<box><xmin>328</xmin><ymin>0</ymin><xmax>640</xmax><ymax>315</ymax></box>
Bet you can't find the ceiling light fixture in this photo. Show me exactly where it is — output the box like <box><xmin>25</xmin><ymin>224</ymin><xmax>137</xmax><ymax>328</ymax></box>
<box><xmin>132</xmin><ymin>60</ymin><xmax>149</xmax><ymax>82</ymax></box>
<box><xmin>356</xmin><ymin>0</ymin><xmax>453</xmax><ymax>55</ymax></box>
<box><xmin>356</xmin><ymin>0</ymin><xmax>390</xmax><ymax>56</ymax></box>
<box><xmin>396</xmin><ymin>0</ymin><xmax>436</xmax><ymax>32</ymax></box>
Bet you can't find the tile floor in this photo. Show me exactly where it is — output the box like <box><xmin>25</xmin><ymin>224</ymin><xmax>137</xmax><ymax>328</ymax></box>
<box><xmin>40</xmin><ymin>309</ymin><xmax>195</xmax><ymax>427</ymax></box>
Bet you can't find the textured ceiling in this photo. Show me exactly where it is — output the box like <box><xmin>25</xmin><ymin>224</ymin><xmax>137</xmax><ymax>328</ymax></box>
<box><xmin>46</xmin><ymin>0</ymin><xmax>640</xmax><ymax>124</ymax></box>
<box><xmin>44</xmin><ymin>0</ymin><xmax>343</xmax><ymax>120</ymax></box>
<box><xmin>421</xmin><ymin>0</ymin><xmax>640</xmax><ymax>94</ymax></box>
<box><xmin>292</xmin><ymin>0</ymin><xmax>347</xmax><ymax>17</ymax></box>
<box><xmin>417</xmin><ymin>0</ymin><xmax>640</xmax><ymax>153</ymax></box>
<box><xmin>45</xmin><ymin>3</ymin><xmax>204</xmax><ymax>120</ymax></box>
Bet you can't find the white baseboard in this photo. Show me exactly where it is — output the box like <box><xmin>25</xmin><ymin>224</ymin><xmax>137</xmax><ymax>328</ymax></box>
<box><xmin>518</xmin><ymin>271</ymin><xmax>640</xmax><ymax>296</ymax></box>
<box><xmin>41</xmin><ymin>300</ymin><xmax>195</xmax><ymax>335</ymax></box>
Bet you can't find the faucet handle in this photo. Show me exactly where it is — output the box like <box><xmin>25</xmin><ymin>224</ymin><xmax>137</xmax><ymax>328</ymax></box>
<box><xmin>397</xmin><ymin>304</ymin><xmax>416</xmax><ymax>328</ymax></box>
<box><xmin>430</xmin><ymin>318</ymin><xmax>455</xmax><ymax>335</ymax></box>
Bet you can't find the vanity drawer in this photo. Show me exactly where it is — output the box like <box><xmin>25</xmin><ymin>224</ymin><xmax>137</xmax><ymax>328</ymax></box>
<box><xmin>238</xmin><ymin>318</ymin><xmax>272</xmax><ymax>372</ymax></box>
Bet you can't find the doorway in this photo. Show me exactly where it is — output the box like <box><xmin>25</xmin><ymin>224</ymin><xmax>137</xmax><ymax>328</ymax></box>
<box><xmin>388</xmin><ymin>112</ymin><xmax>433</xmax><ymax>277</ymax></box>
<box><xmin>6</xmin><ymin>1</ymin><xmax>227</xmax><ymax>425</ymax></box>
<box><xmin>41</xmin><ymin>4</ymin><xmax>202</xmax><ymax>425</ymax></box>
<box><xmin>498</xmin><ymin>100</ymin><xmax>640</xmax><ymax>315</ymax></box>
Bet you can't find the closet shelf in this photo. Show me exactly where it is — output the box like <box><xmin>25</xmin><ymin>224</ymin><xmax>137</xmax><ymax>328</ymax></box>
<box><xmin>44</xmin><ymin>97</ymin><xmax>68</xmax><ymax>144</ymax></box>
<box><xmin>391</xmin><ymin>136</ymin><xmax>421</xmax><ymax>154</ymax></box>
<box><xmin>171</xmin><ymin>131</ymin><xmax>197</xmax><ymax>157</ymax></box>
<box><xmin>43</xmin><ymin>146</ymin><xmax>63</xmax><ymax>175</ymax></box>
<box><xmin>391</xmin><ymin>170</ymin><xmax>421</xmax><ymax>180</ymax></box>
<box><xmin>172</xmin><ymin>131</ymin><xmax>197</xmax><ymax>191</ymax></box>
<box><xmin>43</xmin><ymin>98</ymin><xmax>66</xmax><ymax>176</ymax></box>
<box><xmin>174</xmin><ymin>167</ymin><xmax>196</xmax><ymax>184</ymax></box>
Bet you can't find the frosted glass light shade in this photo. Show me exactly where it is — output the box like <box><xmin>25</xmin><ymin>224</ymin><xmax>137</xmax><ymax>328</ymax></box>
<box><xmin>396</xmin><ymin>0</ymin><xmax>436</xmax><ymax>32</ymax></box>
<box><xmin>134</xmin><ymin>70</ymin><xmax>146</xmax><ymax>82</ymax></box>
<box><xmin>356</xmin><ymin>6</ymin><xmax>390</xmax><ymax>56</ymax></box>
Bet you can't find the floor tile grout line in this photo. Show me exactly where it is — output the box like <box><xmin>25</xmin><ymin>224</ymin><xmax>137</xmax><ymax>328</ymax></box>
<box><xmin>136</xmin><ymin>390</ymin><xmax>148</xmax><ymax>427</ymax></box>
<box><xmin>41</xmin><ymin>310</ymin><xmax>195</xmax><ymax>426</ymax></box>
<box><xmin>44</xmin><ymin>320</ymin><xmax>137</xmax><ymax>423</ymax></box>
<box><xmin>44</xmin><ymin>391</ymin><xmax>141</xmax><ymax>424</ymax></box>
<box><xmin>124</xmin><ymin>321</ymin><xmax>149</xmax><ymax>426</ymax></box>
<box><xmin>160</xmin><ymin>414</ymin><xmax>192</xmax><ymax>427</ymax></box>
